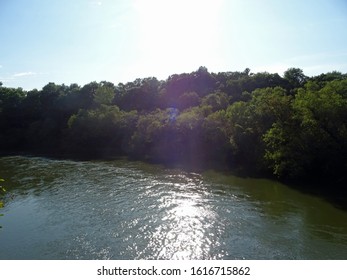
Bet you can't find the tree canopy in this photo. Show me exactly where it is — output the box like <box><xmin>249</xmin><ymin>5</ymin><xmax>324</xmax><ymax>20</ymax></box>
<box><xmin>1</xmin><ymin>67</ymin><xmax>347</xmax><ymax>192</ymax></box>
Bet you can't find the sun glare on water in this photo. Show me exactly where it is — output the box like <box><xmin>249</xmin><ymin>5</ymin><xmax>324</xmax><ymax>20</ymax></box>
<box><xmin>133</xmin><ymin>0</ymin><xmax>224</xmax><ymax>78</ymax></box>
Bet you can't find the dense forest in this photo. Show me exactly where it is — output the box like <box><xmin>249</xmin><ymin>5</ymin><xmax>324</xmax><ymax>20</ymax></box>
<box><xmin>1</xmin><ymin>67</ymin><xmax>347</xmax><ymax>192</ymax></box>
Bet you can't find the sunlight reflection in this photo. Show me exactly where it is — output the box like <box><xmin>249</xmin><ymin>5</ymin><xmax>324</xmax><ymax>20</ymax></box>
<box><xmin>145</xmin><ymin>176</ymin><xmax>222</xmax><ymax>259</ymax></box>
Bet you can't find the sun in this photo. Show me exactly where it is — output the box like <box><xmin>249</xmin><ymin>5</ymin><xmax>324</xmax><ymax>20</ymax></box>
<box><xmin>133</xmin><ymin>0</ymin><xmax>224</xmax><ymax>79</ymax></box>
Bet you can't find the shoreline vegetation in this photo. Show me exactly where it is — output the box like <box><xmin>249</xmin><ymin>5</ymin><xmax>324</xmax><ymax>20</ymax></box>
<box><xmin>1</xmin><ymin>67</ymin><xmax>347</xmax><ymax>200</ymax></box>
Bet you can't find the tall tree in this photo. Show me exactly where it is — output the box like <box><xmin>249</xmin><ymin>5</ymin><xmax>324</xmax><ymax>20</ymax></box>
<box><xmin>284</xmin><ymin>68</ymin><xmax>307</xmax><ymax>89</ymax></box>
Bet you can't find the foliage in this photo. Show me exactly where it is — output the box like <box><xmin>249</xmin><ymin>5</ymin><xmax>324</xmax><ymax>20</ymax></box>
<box><xmin>226</xmin><ymin>87</ymin><xmax>292</xmax><ymax>173</ymax></box>
<box><xmin>284</xmin><ymin>67</ymin><xmax>308</xmax><ymax>89</ymax></box>
<box><xmin>263</xmin><ymin>80</ymin><xmax>347</xmax><ymax>181</ymax></box>
<box><xmin>93</xmin><ymin>85</ymin><xmax>115</xmax><ymax>106</ymax></box>
<box><xmin>66</xmin><ymin>105</ymin><xmax>137</xmax><ymax>157</ymax></box>
<box><xmin>129</xmin><ymin>108</ymin><xmax>178</xmax><ymax>162</ymax></box>
<box><xmin>0</xmin><ymin>179</ymin><xmax>5</xmax><ymax>225</ymax></box>
<box><xmin>1</xmin><ymin>67</ymin><xmax>347</xmax><ymax>190</ymax></box>
<box><xmin>202</xmin><ymin>109</ymin><xmax>231</xmax><ymax>163</ymax></box>
<box><xmin>201</xmin><ymin>91</ymin><xmax>230</xmax><ymax>111</ymax></box>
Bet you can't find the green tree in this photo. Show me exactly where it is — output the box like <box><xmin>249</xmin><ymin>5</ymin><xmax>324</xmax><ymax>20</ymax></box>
<box><xmin>0</xmin><ymin>86</ymin><xmax>27</xmax><ymax>150</ymax></box>
<box><xmin>309</xmin><ymin>71</ymin><xmax>347</xmax><ymax>88</ymax></box>
<box><xmin>175</xmin><ymin>106</ymin><xmax>212</xmax><ymax>165</ymax></box>
<box><xmin>202</xmin><ymin>109</ymin><xmax>231</xmax><ymax>163</ymax></box>
<box><xmin>226</xmin><ymin>87</ymin><xmax>292</xmax><ymax>173</ymax></box>
<box><xmin>1</xmin><ymin>68</ymin><xmax>347</xmax><ymax>188</ymax></box>
<box><xmin>93</xmin><ymin>85</ymin><xmax>115</xmax><ymax>106</ymax></box>
<box><xmin>116</xmin><ymin>77</ymin><xmax>161</xmax><ymax>111</ymax></box>
<box><xmin>284</xmin><ymin>67</ymin><xmax>307</xmax><ymax>89</ymax></box>
<box><xmin>201</xmin><ymin>91</ymin><xmax>230</xmax><ymax>111</ymax></box>
<box><xmin>264</xmin><ymin>79</ymin><xmax>347</xmax><ymax>181</ymax></box>
<box><xmin>67</xmin><ymin>105</ymin><xmax>137</xmax><ymax>157</ymax></box>
<box><xmin>129</xmin><ymin>108</ymin><xmax>178</xmax><ymax>161</ymax></box>
<box><xmin>224</xmin><ymin>71</ymin><xmax>287</xmax><ymax>102</ymax></box>
<box><xmin>177</xmin><ymin>91</ymin><xmax>200</xmax><ymax>110</ymax></box>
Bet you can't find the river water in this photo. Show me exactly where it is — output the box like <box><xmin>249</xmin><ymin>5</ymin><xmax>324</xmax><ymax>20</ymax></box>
<box><xmin>0</xmin><ymin>156</ymin><xmax>346</xmax><ymax>259</ymax></box>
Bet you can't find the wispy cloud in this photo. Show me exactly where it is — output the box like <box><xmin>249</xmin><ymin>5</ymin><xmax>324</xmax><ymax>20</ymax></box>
<box><xmin>1</xmin><ymin>71</ymin><xmax>38</xmax><ymax>86</ymax></box>
<box><xmin>13</xmin><ymin>71</ymin><xmax>36</xmax><ymax>77</ymax></box>
<box><xmin>0</xmin><ymin>65</ymin><xmax>2</xmax><ymax>68</ymax></box>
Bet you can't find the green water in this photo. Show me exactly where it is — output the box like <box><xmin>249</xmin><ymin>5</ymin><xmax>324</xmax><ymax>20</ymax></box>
<box><xmin>0</xmin><ymin>156</ymin><xmax>346</xmax><ymax>259</ymax></box>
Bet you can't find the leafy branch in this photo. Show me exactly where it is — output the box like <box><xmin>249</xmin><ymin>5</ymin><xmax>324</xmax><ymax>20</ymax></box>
<box><xmin>0</xmin><ymin>178</ymin><xmax>5</xmax><ymax>222</ymax></box>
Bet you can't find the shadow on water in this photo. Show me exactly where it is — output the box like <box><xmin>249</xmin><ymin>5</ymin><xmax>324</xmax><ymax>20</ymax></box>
<box><xmin>286</xmin><ymin>180</ymin><xmax>347</xmax><ymax>212</ymax></box>
<box><xmin>202</xmin><ymin>163</ymin><xmax>347</xmax><ymax>212</ymax></box>
<box><xmin>205</xmin><ymin>171</ymin><xmax>347</xmax><ymax>259</ymax></box>
<box><xmin>1</xmin><ymin>155</ymin><xmax>347</xmax><ymax>259</ymax></box>
<box><xmin>3</xmin><ymin>151</ymin><xmax>346</xmax><ymax>211</ymax></box>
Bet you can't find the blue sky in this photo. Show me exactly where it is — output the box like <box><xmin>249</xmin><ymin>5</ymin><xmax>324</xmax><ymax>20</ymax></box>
<box><xmin>1</xmin><ymin>0</ymin><xmax>347</xmax><ymax>90</ymax></box>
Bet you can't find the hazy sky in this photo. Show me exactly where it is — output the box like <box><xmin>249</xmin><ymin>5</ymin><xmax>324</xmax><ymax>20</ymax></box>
<box><xmin>1</xmin><ymin>0</ymin><xmax>347</xmax><ymax>90</ymax></box>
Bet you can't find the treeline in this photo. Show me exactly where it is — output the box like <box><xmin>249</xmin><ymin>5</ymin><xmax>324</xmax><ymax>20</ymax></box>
<box><xmin>1</xmin><ymin>67</ymin><xmax>347</xmax><ymax>188</ymax></box>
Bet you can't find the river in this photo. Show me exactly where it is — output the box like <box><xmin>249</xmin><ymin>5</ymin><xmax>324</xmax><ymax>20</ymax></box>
<box><xmin>0</xmin><ymin>156</ymin><xmax>346</xmax><ymax>259</ymax></box>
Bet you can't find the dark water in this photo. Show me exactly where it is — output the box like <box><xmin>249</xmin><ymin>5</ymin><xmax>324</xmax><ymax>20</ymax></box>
<box><xmin>0</xmin><ymin>156</ymin><xmax>346</xmax><ymax>259</ymax></box>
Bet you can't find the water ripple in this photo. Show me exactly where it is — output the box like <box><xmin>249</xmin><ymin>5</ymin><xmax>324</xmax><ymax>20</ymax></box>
<box><xmin>1</xmin><ymin>156</ymin><xmax>347</xmax><ymax>259</ymax></box>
